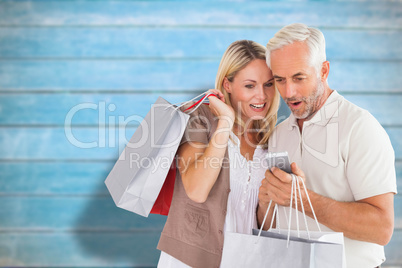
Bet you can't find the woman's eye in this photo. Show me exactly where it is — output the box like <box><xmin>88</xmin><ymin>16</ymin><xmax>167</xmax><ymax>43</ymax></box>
<box><xmin>245</xmin><ymin>84</ymin><xmax>254</xmax><ymax>89</ymax></box>
<box><xmin>264</xmin><ymin>82</ymin><xmax>273</xmax><ymax>87</ymax></box>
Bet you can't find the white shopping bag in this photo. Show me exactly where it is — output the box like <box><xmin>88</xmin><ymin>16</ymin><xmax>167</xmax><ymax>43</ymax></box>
<box><xmin>105</xmin><ymin>96</ymin><xmax>190</xmax><ymax>217</ymax></box>
<box><xmin>105</xmin><ymin>93</ymin><xmax>215</xmax><ymax>217</ymax></box>
<box><xmin>221</xmin><ymin>175</ymin><xmax>345</xmax><ymax>267</ymax></box>
<box><xmin>221</xmin><ymin>231</ymin><xmax>343</xmax><ymax>268</ymax></box>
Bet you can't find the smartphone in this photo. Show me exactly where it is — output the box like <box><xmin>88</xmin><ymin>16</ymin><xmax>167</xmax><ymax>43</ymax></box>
<box><xmin>265</xmin><ymin>151</ymin><xmax>292</xmax><ymax>173</ymax></box>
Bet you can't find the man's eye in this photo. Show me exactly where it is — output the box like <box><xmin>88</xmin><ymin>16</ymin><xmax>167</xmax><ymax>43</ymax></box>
<box><xmin>275</xmin><ymin>78</ymin><xmax>284</xmax><ymax>83</ymax></box>
<box><xmin>295</xmin><ymin>77</ymin><xmax>304</xmax><ymax>81</ymax></box>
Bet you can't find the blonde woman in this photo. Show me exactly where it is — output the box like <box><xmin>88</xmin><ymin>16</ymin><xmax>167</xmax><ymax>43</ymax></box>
<box><xmin>157</xmin><ymin>40</ymin><xmax>280</xmax><ymax>268</ymax></box>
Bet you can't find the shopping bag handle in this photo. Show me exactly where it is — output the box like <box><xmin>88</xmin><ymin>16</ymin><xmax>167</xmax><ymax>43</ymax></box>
<box><xmin>257</xmin><ymin>174</ymin><xmax>321</xmax><ymax>246</ymax></box>
<box><xmin>182</xmin><ymin>93</ymin><xmax>217</xmax><ymax>113</ymax></box>
<box><xmin>165</xmin><ymin>91</ymin><xmax>217</xmax><ymax>115</ymax></box>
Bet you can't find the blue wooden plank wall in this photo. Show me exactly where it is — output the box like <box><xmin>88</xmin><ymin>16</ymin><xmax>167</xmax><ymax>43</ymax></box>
<box><xmin>0</xmin><ymin>0</ymin><xmax>401</xmax><ymax>267</ymax></box>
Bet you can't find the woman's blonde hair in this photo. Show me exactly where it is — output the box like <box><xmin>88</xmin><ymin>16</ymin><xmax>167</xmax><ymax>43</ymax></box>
<box><xmin>215</xmin><ymin>40</ymin><xmax>280</xmax><ymax>147</ymax></box>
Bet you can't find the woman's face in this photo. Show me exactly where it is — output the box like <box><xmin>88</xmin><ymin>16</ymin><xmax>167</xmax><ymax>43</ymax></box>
<box><xmin>224</xmin><ymin>59</ymin><xmax>275</xmax><ymax>123</ymax></box>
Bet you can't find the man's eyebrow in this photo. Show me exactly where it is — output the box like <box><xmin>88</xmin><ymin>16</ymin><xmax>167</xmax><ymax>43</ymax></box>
<box><xmin>274</xmin><ymin>72</ymin><xmax>306</xmax><ymax>79</ymax></box>
<box><xmin>292</xmin><ymin>72</ymin><xmax>305</xmax><ymax>77</ymax></box>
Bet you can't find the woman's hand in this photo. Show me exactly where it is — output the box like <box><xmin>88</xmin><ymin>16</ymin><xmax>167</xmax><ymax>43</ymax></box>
<box><xmin>178</xmin><ymin>90</ymin><xmax>234</xmax><ymax>203</ymax></box>
<box><xmin>206</xmin><ymin>89</ymin><xmax>235</xmax><ymax>125</ymax></box>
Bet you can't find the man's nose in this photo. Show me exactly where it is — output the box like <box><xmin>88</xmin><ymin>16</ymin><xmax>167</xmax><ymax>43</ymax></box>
<box><xmin>282</xmin><ymin>82</ymin><xmax>297</xmax><ymax>99</ymax></box>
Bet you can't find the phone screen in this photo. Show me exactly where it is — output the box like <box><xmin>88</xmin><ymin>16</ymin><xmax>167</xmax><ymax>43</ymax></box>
<box><xmin>265</xmin><ymin>152</ymin><xmax>291</xmax><ymax>173</ymax></box>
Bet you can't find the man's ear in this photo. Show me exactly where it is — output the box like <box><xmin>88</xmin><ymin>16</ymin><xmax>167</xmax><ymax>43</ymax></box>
<box><xmin>223</xmin><ymin>77</ymin><xmax>232</xmax><ymax>93</ymax></box>
<box><xmin>320</xmin><ymin>61</ymin><xmax>330</xmax><ymax>81</ymax></box>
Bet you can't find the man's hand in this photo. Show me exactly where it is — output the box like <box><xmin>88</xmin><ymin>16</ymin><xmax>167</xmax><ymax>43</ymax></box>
<box><xmin>258</xmin><ymin>161</ymin><xmax>395</xmax><ymax>245</ymax></box>
<box><xmin>258</xmin><ymin>162</ymin><xmax>307</xmax><ymax>230</ymax></box>
<box><xmin>259</xmin><ymin>162</ymin><xmax>306</xmax><ymax>207</ymax></box>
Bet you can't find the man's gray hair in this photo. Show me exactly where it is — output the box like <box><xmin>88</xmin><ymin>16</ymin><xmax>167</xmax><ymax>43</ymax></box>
<box><xmin>266</xmin><ymin>23</ymin><xmax>326</xmax><ymax>74</ymax></box>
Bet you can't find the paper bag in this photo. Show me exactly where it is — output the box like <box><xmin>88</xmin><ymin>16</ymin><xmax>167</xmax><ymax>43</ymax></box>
<box><xmin>220</xmin><ymin>230</ymin><xmax>343</xmax><ymax>268</ymax></box>
<box><xmin>105</xmin><ymin>97</ymin><xmax>189</xmax><ymax>217</ymax></box>
<box><xmin>221</xmin><ymin>174</ymin><xmax>345</xmax><ymax>267</ymax></box>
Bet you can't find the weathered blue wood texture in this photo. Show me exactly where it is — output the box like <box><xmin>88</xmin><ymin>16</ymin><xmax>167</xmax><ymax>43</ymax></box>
<box><xmin>0</xmin><ymin>0</ymin><xmax>401</xmax><ymax>267</ymax></box>
<box><xmin>0</xmin><ymin>60</ymin><xmax>401</xmax><ymax>92</ymax></box>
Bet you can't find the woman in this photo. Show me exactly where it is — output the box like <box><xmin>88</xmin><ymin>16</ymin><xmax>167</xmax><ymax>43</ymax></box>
<box><xmin>157</xmin><ymin>40</ymin><xmax>280</xmax><ymax>267</ymax></box>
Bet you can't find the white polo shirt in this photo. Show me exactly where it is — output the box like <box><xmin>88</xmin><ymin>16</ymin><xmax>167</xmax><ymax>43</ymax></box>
<box><xmin>268</xmin><ymin>91</ymin><xmax>397</xmax><ymax>268</ymax></box>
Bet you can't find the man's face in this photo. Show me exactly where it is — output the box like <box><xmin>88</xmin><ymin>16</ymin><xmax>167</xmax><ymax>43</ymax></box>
<box><xmin>270</xmin><ymin>41</ymin><xmax>325</xmax><ymax>120</ymax></box>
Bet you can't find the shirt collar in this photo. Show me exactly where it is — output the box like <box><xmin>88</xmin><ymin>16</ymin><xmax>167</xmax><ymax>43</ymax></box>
<box><xmin>287</xmin><ymin>90</ymin><xmax>342</xmax><ymax>130</ymax></box>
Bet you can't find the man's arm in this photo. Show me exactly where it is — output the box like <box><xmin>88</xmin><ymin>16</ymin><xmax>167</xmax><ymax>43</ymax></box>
<box><xmin>305</xmin><ymin>189</ymin><xmax>394</xmax><ymax>245</ymax></box>
<box><xmin>258</xmin><ymin>163</ymin><xmax>395</xmax><ymax>246</ymax></box>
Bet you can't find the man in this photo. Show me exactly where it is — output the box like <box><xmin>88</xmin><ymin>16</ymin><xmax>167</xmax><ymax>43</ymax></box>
<box><xmin>257</xmin><ymin>23</ymin><xmax>397</xmax><ymax>267</ymax></box>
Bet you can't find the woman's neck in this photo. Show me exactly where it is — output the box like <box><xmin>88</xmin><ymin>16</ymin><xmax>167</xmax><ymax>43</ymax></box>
<box><xmin>233</xmin><ymin>123</ymin><xmax>259</xmax><ymax>146</ymax></box>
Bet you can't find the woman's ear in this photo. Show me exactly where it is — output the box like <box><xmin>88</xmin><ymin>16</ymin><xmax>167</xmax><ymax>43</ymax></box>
<box><xmin>223</xmin><ymin>77</ymin><xmax>232</xmax><ymax>93</ymax></box>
